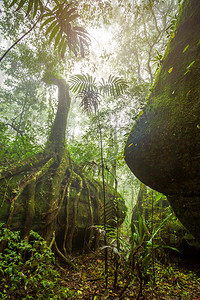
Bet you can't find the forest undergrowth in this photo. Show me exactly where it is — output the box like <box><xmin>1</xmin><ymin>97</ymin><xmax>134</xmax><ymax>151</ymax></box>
<box><xmin>59</xmin><ymin>250</ymin><xmax>200</xmax><ymax>300</ymax></box>
<box><xmin>1</xmin><ymin>225</ymin><xmax>200</xmax><ymax>300</ymax></box>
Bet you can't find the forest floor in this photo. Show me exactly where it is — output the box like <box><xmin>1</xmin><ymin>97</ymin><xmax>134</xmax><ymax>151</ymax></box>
<box><xmin>56</xmin><ymin>250</ymin><xmax>200</xmax><ymax>299</ymax></box>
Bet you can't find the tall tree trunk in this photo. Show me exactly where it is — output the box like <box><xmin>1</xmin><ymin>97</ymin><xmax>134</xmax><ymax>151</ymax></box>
<box><xmin>44</xmin><ymin>76</ymin><xmax>71</xmax><ymax>156</ymax></box>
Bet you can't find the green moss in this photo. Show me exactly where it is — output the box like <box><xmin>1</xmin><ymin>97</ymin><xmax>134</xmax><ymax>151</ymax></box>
<box><xmin>125</xmin><ymin>0</ymin><xmax>200</xmax><ymax>242</ymax></box>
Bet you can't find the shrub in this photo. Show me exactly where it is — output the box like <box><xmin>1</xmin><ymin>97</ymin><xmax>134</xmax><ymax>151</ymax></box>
<box><xmin>0</xmin><ymin>224</ymin><xmax>72</xmax><ymax>299</ymax></box>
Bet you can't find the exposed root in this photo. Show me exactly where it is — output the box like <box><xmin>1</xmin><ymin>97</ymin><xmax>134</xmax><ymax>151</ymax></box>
<box><xmin>0</xmin><ymin>153</ymin><xmax>51</xmax><ymax>181</ymax></box>
<box><xmin>6</xmin><ymin>156</ymin><xmax>56</xmax><ymax>229</ymax></box>
<box><xmin>85</xmin><ymin>179</ymin><xmax>94</xmax><ymax>250</ymax></box>
<box><xmin>54</xmin><ymin>240</ymin><xmax>77</xmax><ymax>270</ymax></box>
<box><xmin>62</xmin><ymin>167</ymin><xmax>74</xmax><ymax>256</ymax></box>
<box><xmin>67</xmin><ymin>171</ymin><xmax>83</xmax><ymax>253</ymax></box>
<box><xmin>42</xmin><ymin>149</ymin><xmax>70</xmax><ymax>242</ymax></box>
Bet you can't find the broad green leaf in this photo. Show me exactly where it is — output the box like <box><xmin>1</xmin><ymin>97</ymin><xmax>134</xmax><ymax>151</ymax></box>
<box><xmin>65</xmin><ymin>8</ymin><xmax>77</xmax><ymax>17</ymax></box>
<box><xmin>80</xmin><ymin>38</ymin><xmax>84</xmax><ymax>58</ymax></box>
<box><xmin>58</xmin><ymin>36</ymin><xmax>65</xmax><ymax>54</ymax></box>
<box><xmin>42</xmin><ymin>11</ymin><xmax>53</xmax><ymax>18</ymax></box>
<box><xmin>61</xmin><ymin>6</ymin><xmax>76</xmax><ymax>19</ymax></box>
<box><xmin>38</xmin><ymin>0</ymin><xmax>44</xmax><ymax>12</ymax></box>
<box><xmin>68</xmin><ymin>14</ymin><xmax>80</xmax><ymax>23</ymax></box>
<box><xmin>60</xmin><ymin>39</ymin><xmax>67</xmax><ymax>58</ymax></box>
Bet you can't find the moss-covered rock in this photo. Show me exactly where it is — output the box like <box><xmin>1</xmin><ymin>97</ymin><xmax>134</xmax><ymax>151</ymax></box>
<box><xmin>125</xmin><ymin>0</ymin><xmax>200</xmax><ymax>241</ymax></box>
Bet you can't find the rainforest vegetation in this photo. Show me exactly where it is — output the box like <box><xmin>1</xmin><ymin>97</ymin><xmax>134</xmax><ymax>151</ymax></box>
<box><xmin>0</xmin><ymin>0</ymin><xmax>200</xmax><ymax>299</ymax></box>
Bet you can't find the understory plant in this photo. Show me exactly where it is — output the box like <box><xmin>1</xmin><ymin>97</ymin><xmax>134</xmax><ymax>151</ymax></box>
<box><xmin>122</xmin><ymin>212</ymin><xmax>180</xmax><ymax>298</ymax></box>
<box><xmin>0</xmin><ymin>224</ymin><xmax>72</xmax><ymax>299</ymax></box>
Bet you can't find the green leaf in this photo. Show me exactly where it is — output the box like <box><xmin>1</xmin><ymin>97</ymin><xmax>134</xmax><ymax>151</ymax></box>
<box><xmin>42</xmin><ymin>12</ymin><xmax>53</xmax><ymax>19</ymax></box>
<box><xmin>60</xmin><ymin>40</ymin><xmax>67</xmax><ymax>58</ymax></box>
<box><xmin>38</xmin><ymin>0</ymin><xmax>44</xmax><ymax>12</ymax></box>
<box><xmin>65</xmin><ymin>8</ymin><xmax>77</xmax><ymax>18</ymax></box>
<box><xmin>45</xmin><ymin>20</ymin><xmax>57</xmax><ymax>36</ymax></box>
<box><xmin>57</xmin><ymin>36</ymin><xmax>65</xmax><ymax>54</ymax></box>
<box><xmin>40</xmin><ymin>16</ymin><xmax>55</xmax><ymax>29</ymax></box>
<box><xmin>16</xmin><ymin>0</ymin><xmax>27</xmax><ymax>11</ymax></box>
<box><xmin>68</xmin><ymin>14</ymin><xmax>80</xmax><ymax>22</ymax></box>
<box><xmin>54</xmin><ymin>31</ymin><xmax>61</xmax><ymax>49</ymax></box>
<box><xmin>186</xmin><ymin>60</ymin><xmax>195</xmax><ymax>69</ymax></box>
<box><xmin>73</xmin><ymin>26</ymin><xmax>88</xmax><ymax>34</ymax></box>
<box><xmin>8</xmin><ymin>0</ymin><xmax>18</xmax><ymax>8</ymax></box>
<box><xmin>25</xmin><ymin>0</ymin><xmax>34</xmax><ymax>17</ymax></box>
<box><xmin>32</xmin><ymin>0</ymin><xmax>39</xmax><ymax>18</ymax></box>
<box><xmin>182</xmin><ymin>44</ymin><xmax>189</xmax><ymax>53</ymax></box>
<box><xmin>155</xmin><ymin>192</ymin><xmax>163</xmax><ymax>203</ymax></box>
<box><xmin>61</xmin><ymin>6</ymin><xmax>76</xmax><ymax>19</ymax></box>
<box><xmin>148</xmin><ymin>213</ymin><xmax>172</xmax><ymax>244</ymax></box>
<box><xmin>48</xmin><ymin>24</ymin><xmax>60</xmax><ymax>43</ymax></box>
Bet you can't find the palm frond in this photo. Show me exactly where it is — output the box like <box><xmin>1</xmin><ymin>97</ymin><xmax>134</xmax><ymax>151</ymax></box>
<box><xmin>69</xmin><ymin>73</ymin><xmax>97</xmax><ymax>94</ymax></box>
<box><xmin>99</xmin><ymin>75</ymin><xmax>128</xmax><ymax>97</ymax></box>
<box><xmin>8</xmin><ymin>0</ymin><xmax>90</xmax><ymax>58</ymax></box>
<box><xmin>69</xmin><ymin>74</ymin><xmax>100</xmax><ymax>113</ymax></box>
<box><xmin>41</xmin><ymin>2</ymin><xmax>90</xmax><ymax>58</ymax></box>
<box><xmin>9</xmin><ymin>0</ymin><xmax>44</xmax><ymax>17</ymax></box>
<box><xmin>79</xmin><ymin>89</ymin><xmax>100</xmax><ymax>114</ymax></box>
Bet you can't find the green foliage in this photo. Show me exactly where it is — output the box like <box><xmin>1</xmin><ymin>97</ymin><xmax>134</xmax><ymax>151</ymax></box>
<box><xmin>8</xmin><ymin>0</ymin><xmax>43</xmax><ymax>18</ymax></box>
<box><xmin>69</xmin><ymin>73</ymin><xmax>128</xmax><ymax>121</ymax></box>
<box><xmin>68</xmin><ymin>139</ymin><xmax>100</xmax><ymax>172</ymax></box>
<box><xmin>0</xmin><ymin>225</ymin><xmax>72</xmax><ymax>299</ymax></box>
<box><xmin>69</xmin><ymin>73</ymin><xmax>128</xmax><ymax>100</ymax></box>
<box><xmin>6</xmin><ymin>0</ymin><xmax>90</xmax><ymax>59</ymax></box>
<box><xmin>99</xmin><ymin>75</ymin><xmax>128</xmax><ymax>97</ymax></box>
<box><xmin>41</xmin><ymin>2</ymin><xmax>90</xmax><ymax>58</ymax></box>
<box><xmin>128</xmin><ymin>212</ymin><xmax>178</xmax><ymax>283</ymax></box>
<box><xmin>69</xmin><ymin>73</ymin><xmax>98</xmax><ymax>94</ymax></box>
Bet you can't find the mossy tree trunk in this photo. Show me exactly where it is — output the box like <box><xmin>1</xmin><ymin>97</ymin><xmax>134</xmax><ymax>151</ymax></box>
<box><xmin>0</xmin><ymin>75</ymin><xmax>126</xmax><ymax>257</ymax></box>
<box><xmin>125</xmin><ymin>0</ymin><xmax>200</xmax><ymax>241</ymax></box>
